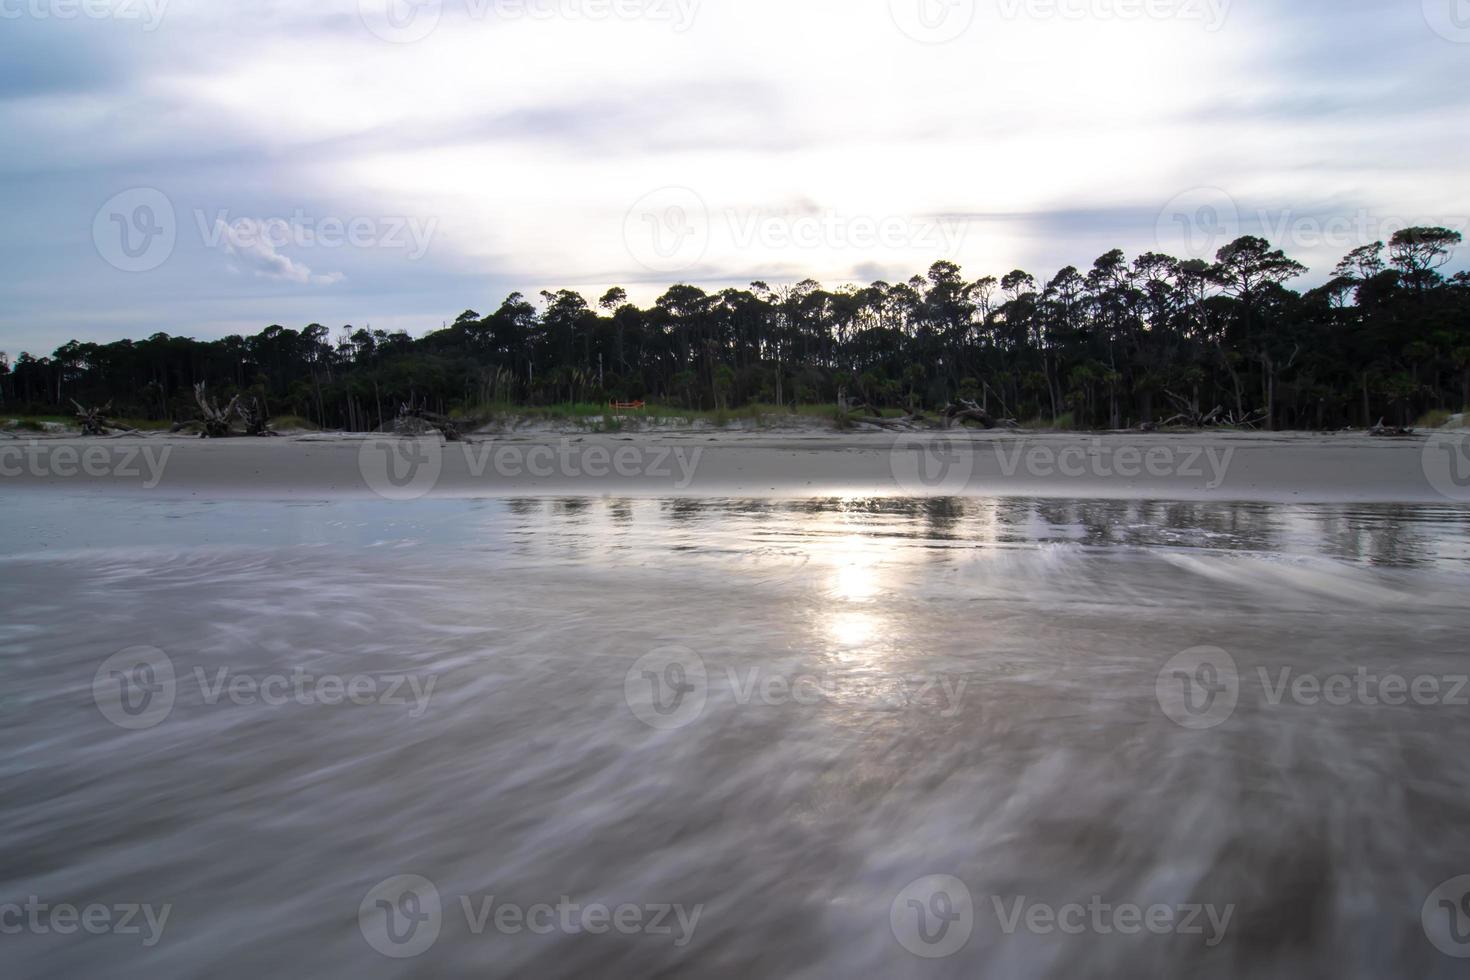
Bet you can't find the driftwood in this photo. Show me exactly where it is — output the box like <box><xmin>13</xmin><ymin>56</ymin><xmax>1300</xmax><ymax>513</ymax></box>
<box><xmin>237</xmin><ymin>397</ymin><xmax>278</xmax><ymax>437</ymax></box>
<box><xmin>839</xmin><ymin>390</ymin><xmax>1017</xmax><ymax>432</ymax></box>
<box><xmin>193</xmin><ymin>382</ymin><xmax>240</xmax><ymax>438</ymax></box>
<box><xmin>1369</xmin><ymin>417</ymin><xmax>1415</xmax><ymax>438</ymax></box>
<box><xmin>71</xmin><ymin>399</ymin><xmax>114</xmax><ymax>436</ymax></box>
<box><xmin>941</xmin><ymin>399</ymin><xmax>1017</xmax><ymax>430</ymax></box>
<box><xmin>838</xmin><ymin>388</ymin><xmax>911</xmax><ymax>430</ymax></box>
<box><xmin>1160</xmin><ymin>390</ymin><xmax>1269</xmax><ymax>429</ymax></box>
<box><xmin>394</xmin><ymin>401</ymin><xmax>462</xmax><ymax>441</ymax></box>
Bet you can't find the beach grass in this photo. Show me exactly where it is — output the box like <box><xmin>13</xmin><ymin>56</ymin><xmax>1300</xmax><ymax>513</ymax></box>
<box><xmin>1416</xmin><ymin>409</ymin><xmax>1468</xmax><ymax>429</ymax></box>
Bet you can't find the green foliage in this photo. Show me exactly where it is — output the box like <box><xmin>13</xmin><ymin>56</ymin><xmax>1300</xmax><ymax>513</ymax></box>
<box><xmin>1416</xmin><ymin>409</ymin><xmax>1467</xmax><ymax>429</ymax></box>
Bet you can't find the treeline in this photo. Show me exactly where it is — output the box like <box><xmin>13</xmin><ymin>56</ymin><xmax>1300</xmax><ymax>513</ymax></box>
<box><xmin>3</xmin><ymin>230</ymin><xmax>1466</xmax><ymax>430</ymax></box>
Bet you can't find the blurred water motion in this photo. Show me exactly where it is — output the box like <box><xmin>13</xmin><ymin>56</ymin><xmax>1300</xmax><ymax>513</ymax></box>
<box><xmin>2</xmin><ymin>495</ymin><xmax>1469</xmax><ymax>977</ymax></box>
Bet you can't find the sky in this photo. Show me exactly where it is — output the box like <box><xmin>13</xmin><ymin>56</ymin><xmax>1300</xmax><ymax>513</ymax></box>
<box><xmin>2</xmin><ymin>0</ymin><xmax>1468</xmax><ymax>356</ymax></box>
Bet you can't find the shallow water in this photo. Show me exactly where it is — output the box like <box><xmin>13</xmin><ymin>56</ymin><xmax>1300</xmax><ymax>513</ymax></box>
<box><xmin>2</xmin><ymin>494</ymin><xmax>1470</xmax><ymax>977</ymax></box>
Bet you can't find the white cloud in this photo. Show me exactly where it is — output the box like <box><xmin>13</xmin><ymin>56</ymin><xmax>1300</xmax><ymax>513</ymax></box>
<box><xmin>216</xmin><ymin>219</ymin><xmax>345</xmax><ymax>286</ymax></box>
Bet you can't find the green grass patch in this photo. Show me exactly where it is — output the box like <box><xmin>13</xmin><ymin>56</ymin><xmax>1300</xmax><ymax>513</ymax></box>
<box><xmin>1018</xmin><ymin>412</ymin><xmax>1076</xmax><ymax>431</ymax></box>
<box><xmin>268</xmin><ymin>415</ymin><xmax>318</xmax><ymax>431</ymax></box>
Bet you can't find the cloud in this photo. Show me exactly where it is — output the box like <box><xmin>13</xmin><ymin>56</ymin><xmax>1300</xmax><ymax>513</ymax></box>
<box><xmin>1</xmin><ymin>0</ymin><xmax>1469</xmax><ymax>351</ymax></box>
<box><xmin>217</xmin><ymin>219</ymin><xmax>345</xmax><ymax>286</ymax></box>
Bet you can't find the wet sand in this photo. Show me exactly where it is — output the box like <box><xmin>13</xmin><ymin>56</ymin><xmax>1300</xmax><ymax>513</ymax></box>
<box><xmin>0</xmin><ymin>429</ymin><xmax>1462</xmax><ymax>503</ymax></box>
<box><xmin>3</xmin><ymin>495</ymin><xmax>1470</xmax><ymax>978</ymax></box>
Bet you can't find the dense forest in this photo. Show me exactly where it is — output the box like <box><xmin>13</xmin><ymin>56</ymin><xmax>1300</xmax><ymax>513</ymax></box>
<box><xmin>4</xmin><ymin>229</ymin><xmax>1466</xmax><ymax>430</ymax></box>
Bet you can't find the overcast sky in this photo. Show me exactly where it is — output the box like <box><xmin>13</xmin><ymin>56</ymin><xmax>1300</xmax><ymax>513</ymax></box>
<box><xmin>2</xmin><ymin>0</ymin><xmax>1467</xmax><ymax>355</ymax></box>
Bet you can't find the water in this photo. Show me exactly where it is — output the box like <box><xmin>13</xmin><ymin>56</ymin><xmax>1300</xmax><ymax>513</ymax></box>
<box><xmin>2</xmin><ymin>494</ymin><xmax>1470</xmax><ymax>977</ymax></box>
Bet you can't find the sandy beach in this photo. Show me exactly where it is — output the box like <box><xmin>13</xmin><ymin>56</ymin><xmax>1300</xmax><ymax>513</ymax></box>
<box><xmin>1</xmin><ymin>427</ymin><xmax>1464</xmax><ymax>503</ymax></box>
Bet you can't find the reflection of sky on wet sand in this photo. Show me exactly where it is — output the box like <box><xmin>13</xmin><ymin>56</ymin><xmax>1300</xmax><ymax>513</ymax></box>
<box><xmin>7</xmin><ymin>495</ymin><xmax>1470</xmax><ymax>569</ymax></box>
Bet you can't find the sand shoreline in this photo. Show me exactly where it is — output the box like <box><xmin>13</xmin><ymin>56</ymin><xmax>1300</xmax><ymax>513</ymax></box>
<box><xmin>1</xmin><ymin>428</ymin><xmax>1465</xmax><ymax>504</ymax></box>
